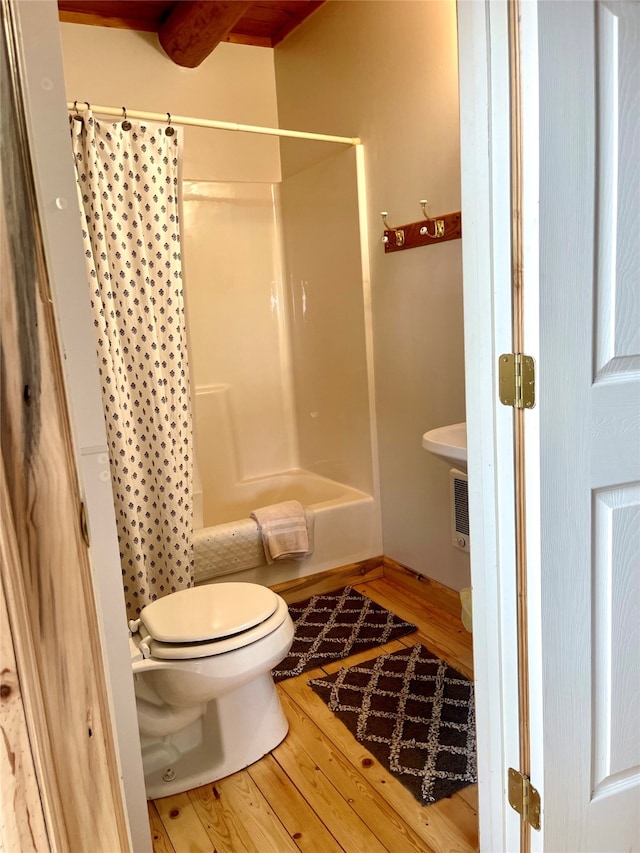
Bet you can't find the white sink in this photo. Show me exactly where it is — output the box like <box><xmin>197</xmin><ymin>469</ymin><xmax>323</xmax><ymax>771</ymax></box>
<box><xmin>422</xmin><ymin>422</ymin><xmax>467</xmax><ymax>472</ymax></box>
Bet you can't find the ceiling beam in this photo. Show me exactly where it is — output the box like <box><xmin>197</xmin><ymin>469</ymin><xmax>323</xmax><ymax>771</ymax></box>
<box><xmin>158</xmin><ymin>0</ymin><xmax>252</xmax><ymax>68</ymax></box>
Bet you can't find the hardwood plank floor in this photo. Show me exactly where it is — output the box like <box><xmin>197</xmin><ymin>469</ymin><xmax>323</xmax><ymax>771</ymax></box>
<box><xmin>151</xmin><ymin>573</ymin><xmax>478</xmax><ymax>852</ymax></box>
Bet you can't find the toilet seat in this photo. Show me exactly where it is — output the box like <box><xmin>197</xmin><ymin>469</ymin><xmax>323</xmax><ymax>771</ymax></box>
<box><xmin>136</xmin><ymin>583</ymin><xmax>288</xmax><ymax>661</ymax></box>
<box><xmin>140</xmin><ymin>583</ymin><xmax>278</xmax><ymax>643</ymax></box>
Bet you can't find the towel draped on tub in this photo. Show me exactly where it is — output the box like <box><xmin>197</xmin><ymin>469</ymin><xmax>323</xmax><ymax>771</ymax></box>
<box><xmin>250</xmin><ymin>499</ymin><xmax>314</xmax><ymax>564</ymax></box>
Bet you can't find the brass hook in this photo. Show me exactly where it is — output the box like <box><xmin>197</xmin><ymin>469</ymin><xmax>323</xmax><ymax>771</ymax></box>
<box><xmin>419</xmin><ymin>200</ymin><xmax>445</xmax><ymax>239</ymax></box>
<box><xmin>419</xmin><ymin>199</ymin><xmax>434</xmax><ymax>220</ymax></box>
<box><xmin>380</xmin><ymin>211</ymin><xmax>404</xmax><ymax>247</ymax></box>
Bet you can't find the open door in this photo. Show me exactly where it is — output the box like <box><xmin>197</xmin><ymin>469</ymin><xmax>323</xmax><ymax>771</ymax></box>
<box><xmin>460</xmin><ymin>1</ymin><xmax>639</xmax><ymax>850</ymax></box>
<box><xmin>525</xmin><ymin>1</ymin><xmax>640</xmax><ymax>850</ymax></box>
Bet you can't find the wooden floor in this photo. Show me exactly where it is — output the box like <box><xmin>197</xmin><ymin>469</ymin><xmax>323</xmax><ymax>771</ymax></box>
<box><xmin>148</xmin><ymin>569</ymin><xmax>477</xmax><ymax>853</ymax></box>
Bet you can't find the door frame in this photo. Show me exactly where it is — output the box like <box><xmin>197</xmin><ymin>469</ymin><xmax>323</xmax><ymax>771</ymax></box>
<box><xmin>10</xmin><ymin>1</ymin><xmax>152</xmax><ymax>850</ymax></box>
<box><xmin>2</xmin><ymin>0</ymin><xmax>136</xmax><ymax>849</ymax></box>
<box><xmin>458</xmin><ymin>1</ymin><xmax>527</xmax><ymax>849</ymax></box>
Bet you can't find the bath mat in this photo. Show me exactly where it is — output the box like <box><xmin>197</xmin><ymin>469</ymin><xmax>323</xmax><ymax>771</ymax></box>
<box><xmin>272</xmin><ymin>586</ymin><xmax>417</xmax><ymax>682</ymax></box>
<box><xmin>308</xmin><ymin>644</ymin><xmax>477</xmax><ymax>805</ymax></box>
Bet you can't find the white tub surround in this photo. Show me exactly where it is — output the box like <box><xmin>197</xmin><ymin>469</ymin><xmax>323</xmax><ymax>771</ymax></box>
<box><xmin>193</xmin><ymin>469</ymin><xmax>379</xmax><ymax>586</ymax></box>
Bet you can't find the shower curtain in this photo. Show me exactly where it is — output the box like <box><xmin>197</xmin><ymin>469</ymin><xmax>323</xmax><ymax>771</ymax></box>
<box><xmin>71</xmin><ymin>110</ymin><xmax>193</xmax><ymax>617</ymax></box>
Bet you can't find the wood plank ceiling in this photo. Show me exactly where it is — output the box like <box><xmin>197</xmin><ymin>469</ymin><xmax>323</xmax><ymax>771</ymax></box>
<box><xmin>57</xmin><ymin>0</ymin><xmax>324</xmax><ymax>67</ymax></box>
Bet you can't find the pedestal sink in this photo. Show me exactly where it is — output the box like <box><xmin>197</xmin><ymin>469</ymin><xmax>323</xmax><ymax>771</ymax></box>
<box><xmin>422</xmin><ymin>422</ymin><xmax>467</xmax><ymax>472</ymax></box>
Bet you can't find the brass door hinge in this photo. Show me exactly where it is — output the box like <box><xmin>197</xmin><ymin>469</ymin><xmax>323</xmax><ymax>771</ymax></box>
<box><xmin>499</xmin><ymin>353</ymin><xmax>535</xmax><ymax>409</ymax></box>
<box><xmin>508</xmin><ymin>767</ymin><xmax>541</xmax><ymax>831</ymax></box>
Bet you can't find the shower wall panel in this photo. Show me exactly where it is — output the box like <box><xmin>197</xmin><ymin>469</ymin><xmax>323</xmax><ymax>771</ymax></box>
<box><xmin>280</xmin><ymin>148</ymin><xmax>374</xmax><ymax>494</ymax></box>
<box><xmin>183</xmin><ymin>181</ymin><xmax>296</xmax><ymax>485</ymax></box>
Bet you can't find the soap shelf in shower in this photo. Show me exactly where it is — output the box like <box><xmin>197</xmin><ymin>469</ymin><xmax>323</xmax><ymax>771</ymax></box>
<box><xmin>382</xmin><ymin>210</ymin><xmax>462</xmax><ymax>253</ymax></box>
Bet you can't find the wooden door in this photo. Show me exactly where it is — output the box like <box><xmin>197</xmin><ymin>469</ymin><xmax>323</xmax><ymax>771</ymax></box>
<box><xmin>528</xmin><ymin>1</ymin><xmax>640</xmax><ymax>849</ymax></box>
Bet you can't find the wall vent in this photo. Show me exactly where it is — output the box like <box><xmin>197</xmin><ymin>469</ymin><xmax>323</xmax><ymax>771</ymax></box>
<box><xmin>449</xmin><ymin>469</ymin><xmax>470</xmax><ymax>552</ymax></box>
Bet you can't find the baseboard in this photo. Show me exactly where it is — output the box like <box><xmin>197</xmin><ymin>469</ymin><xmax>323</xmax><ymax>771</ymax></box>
<box><xmin>270</xmin><ymin>557</ymin><xmax>384</xmax><ymax>603</ymax></box>
<box><xmin>381</xmin><ymin>556</ymin><xmax>462</xmax><ymax>618</ymax></box>
<box><xmin>269</xmin><ymin>554</ymin><xmax>462</xmax><ymax>618</ymax></box>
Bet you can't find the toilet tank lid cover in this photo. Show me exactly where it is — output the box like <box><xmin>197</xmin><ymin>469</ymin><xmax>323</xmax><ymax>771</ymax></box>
<box><xmin>139</xmin><ymin>583</ymin><xmax>279</xmax><ymax>644</ymax></box>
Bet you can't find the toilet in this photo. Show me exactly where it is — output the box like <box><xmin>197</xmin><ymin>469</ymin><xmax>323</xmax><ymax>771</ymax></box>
<box><xmin>129</xmin><ymin>582</ymin><xmax>294</xmax><ymax>799</ymax></box>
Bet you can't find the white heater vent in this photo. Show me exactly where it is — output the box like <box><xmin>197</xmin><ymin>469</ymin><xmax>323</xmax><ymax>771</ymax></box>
<box><xmin>449</xmin><ymin>469</ymin><xmax>470</xmax><ymax>552</ymax></box>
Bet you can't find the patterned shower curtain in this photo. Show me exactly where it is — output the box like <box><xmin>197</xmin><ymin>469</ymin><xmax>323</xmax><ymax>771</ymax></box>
<box><xmin>71</xmin><ymin>110</ymin><xmax>193</xmax><ymax>617</ymax></box>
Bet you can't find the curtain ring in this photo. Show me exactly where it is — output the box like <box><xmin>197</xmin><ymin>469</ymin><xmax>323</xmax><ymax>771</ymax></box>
<box><xmin>121</xmin><ymin>106</ymin><xmax>131</xmax><ymax>131</ymax></box>
<box><xmin>72</xmin><ymin>100</ymin><xmax>84</xmax><ymax>123</ymax></box>
<box><xmin>165</xmin><ymin>112</ymin><xmax>175</xmax><ymax>137</ymax></box>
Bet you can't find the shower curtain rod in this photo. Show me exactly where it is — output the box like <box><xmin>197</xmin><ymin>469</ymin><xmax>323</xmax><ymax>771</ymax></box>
<box><xmin>67</xmin><ymin>102</ymin><xmax>361</xmax><ymax>146</ymax></box>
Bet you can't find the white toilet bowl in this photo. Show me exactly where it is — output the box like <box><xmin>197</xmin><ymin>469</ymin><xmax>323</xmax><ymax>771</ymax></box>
<box><xmin>130</xmin><ymin>582</ymin><xmax>294</xmax><ymax>799</ymax></box>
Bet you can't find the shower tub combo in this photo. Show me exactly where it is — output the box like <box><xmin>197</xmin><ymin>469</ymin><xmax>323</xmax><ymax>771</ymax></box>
<box><xmin>184</xmin><ymin>146</ymin><xmax>381</xmax><ymax>587</ymax></box>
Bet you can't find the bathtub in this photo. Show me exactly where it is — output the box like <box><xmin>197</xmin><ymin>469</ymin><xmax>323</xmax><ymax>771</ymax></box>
<box><xmin>193</xmin><ymin>469</ymin><xmax>382</xmax><ymax>587</ymax></box>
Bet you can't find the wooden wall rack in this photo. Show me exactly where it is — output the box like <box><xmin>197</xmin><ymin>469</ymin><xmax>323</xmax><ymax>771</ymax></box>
<box><xmin>382</xmin><ymin>210</ymin><xmax>462</xmax><ymax>253</ymax></box>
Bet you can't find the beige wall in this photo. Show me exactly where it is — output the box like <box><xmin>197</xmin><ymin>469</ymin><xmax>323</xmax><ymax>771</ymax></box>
<box><xmin>275</xmin><ymin>1</ymin><xmax>470</xmax><ymax>590</ymax></box>
<box><xmin>59</xmin><ymin>23</ymin><xmax>280</xmax><ymax>182</ymax></box>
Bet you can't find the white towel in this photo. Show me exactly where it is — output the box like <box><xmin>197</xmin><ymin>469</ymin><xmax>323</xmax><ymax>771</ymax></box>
<box><xmin>250</xmin><ymin>500</ymin><xmax>312</xmax><ymax>564</ymax></box>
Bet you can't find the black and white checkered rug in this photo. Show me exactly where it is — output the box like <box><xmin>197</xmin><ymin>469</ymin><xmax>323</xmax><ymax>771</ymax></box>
<box><xmin>309</xmin><ymin>644</ymin><xmax>477</xmax><ymax>804</ymax></box>
<box><xmin>272</xmin><ymin>586</ymin><xmax>417</xmax><ymax>682</ymax></box>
